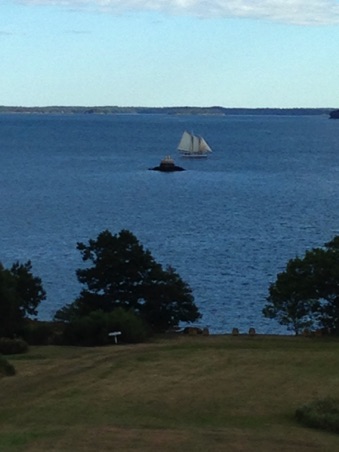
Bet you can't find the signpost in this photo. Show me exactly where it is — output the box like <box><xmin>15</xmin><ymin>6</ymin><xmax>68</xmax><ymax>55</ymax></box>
<box><xmin>108</xmin><ymin>331</ymin><xmax>122</xmax><ymax>344</ymax></box>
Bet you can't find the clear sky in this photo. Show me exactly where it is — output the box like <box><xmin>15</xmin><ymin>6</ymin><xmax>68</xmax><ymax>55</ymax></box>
<box><xmin>1</xmin><ymin>0</ymin><xmax>339</xmax><ymax>107</ymax></box>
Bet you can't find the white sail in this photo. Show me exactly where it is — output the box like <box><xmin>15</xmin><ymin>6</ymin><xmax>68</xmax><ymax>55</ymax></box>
<box><xmin>177</xmin><ymin>131</ymin><xmax>212</xmax><ymax>157</ymax></box>
<box><xmin>177</xmin><ymin>131</ymin><xmax>193</xmax><ymax>152</ymax></box>
<box><xmin>192</xmin><ymin>135</ymin><xmax>200</xmax><ymax>153</ymax></box>
<box><xmin>198</xmin><ymin>137</ymin><xmax>212</xmax><ymax>153</ymax></box>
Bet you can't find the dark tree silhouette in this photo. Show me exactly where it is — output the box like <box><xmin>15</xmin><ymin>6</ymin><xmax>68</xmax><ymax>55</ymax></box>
<box><xmin>0</xmin><ymin>261</ymin><xmax>46</xmax><ymax>337</ymax></box>
<box><xmin>55</xmin><ymin>229</ymin><xmax>201</xmax><ymax>332</ymax></box>
<box><xmin>263</xmin><ymin>237</ymin><xmax>339</xmax><ymax>335</ymax></box>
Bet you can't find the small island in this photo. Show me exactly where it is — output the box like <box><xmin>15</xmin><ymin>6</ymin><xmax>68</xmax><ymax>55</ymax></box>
<box><xmin>149</xmin><ymin>156</ymin><xmax>185</xmax><ymax>172</ymax></box>
<box><xmin>329</xmin><ymin>109</ymin><xmax>339</xmax><ymax>119</ymax></box>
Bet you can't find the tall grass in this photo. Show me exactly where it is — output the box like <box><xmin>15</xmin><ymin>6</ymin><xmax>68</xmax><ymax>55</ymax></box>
<box><xmin>296</xmin><ymin>397</ymin><xmax>339</xmax><ymax>433</ymax></box>
<box><xmin>0</xmin><ymin>355</ymin><xmax>15</xmax><ymax>377</ymax></box>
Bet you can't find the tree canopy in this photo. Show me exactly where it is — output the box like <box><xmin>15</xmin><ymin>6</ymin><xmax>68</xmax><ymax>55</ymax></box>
<box><xmin>55</xmin><ymin>229</ymin><xmax>201</xmax><ymax>332</ymax></box>
<box><xmin>0</xmin><ymin>261</ymin><xmax>46</xmax><ymax>337</ymax></box>
<box><xmin>263</xmin><ymin>237</ymin><xmax>339</xmax><ymax>335</ymax></box>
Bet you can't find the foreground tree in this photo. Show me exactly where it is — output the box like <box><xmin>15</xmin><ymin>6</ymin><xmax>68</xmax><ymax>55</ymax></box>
<box><xmin>0</xmin><ymin>261</ymin><xmax>46</xmax><ymax>337</ymax></box>
<box><xmin>55</xmin><ymin>229</ymin><xmax>201</xmax><ymax>332</ymax></box>
<box><xmin>263</xmin><ymin>237</ymin><xmax>339</xmax><ymax>335</ymax></box>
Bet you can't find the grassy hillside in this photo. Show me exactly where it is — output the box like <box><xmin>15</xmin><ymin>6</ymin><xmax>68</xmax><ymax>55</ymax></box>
<box><xmin>1</xmin><ymin>334</ymin><xmax>339</xmax><ymax>451</ymax></box>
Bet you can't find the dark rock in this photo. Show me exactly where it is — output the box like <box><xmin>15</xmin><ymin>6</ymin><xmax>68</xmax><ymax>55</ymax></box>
<box><xmin>149</xmin><ymin>155</ymin><xmax>185</xmax><ymax>172</ymax></box>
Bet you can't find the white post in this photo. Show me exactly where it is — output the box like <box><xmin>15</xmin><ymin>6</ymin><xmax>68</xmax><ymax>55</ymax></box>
<box><xmin>108</xmin><ymin>331</ymin><xmax>122</xmax><ymax>344</ymax></box>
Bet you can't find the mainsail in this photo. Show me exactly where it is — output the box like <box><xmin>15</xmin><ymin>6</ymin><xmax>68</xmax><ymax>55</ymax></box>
<box><xmin>177</xmin><ymin>131</ymin><xmax>212</xmax><ymax>157</ymax></box>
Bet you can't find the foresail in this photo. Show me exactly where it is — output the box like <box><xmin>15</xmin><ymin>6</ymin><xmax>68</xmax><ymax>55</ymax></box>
<box><xmin>199</xmin><ymin>137</ymin><xmax>212</xmax><ymax>153</ymax></box>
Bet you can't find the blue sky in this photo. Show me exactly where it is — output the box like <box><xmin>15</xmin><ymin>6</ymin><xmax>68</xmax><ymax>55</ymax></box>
<box><xmin>1</xmin><ymin>0</ymin><xmax>339</xmax><ymax>107</ymax></box>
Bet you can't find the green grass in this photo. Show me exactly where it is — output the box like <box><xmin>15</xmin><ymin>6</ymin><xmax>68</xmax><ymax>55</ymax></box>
<box><xmin>1</xmin><ymin>334</ymin><xmax>339</xmax><ymax>451</ymax></box>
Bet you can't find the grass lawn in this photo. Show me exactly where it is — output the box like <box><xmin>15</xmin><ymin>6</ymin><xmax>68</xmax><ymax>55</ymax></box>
<box><xmin>1</xmin><ymin>334</ymin><xmax>339</xmax><ymax>451</ymax></box>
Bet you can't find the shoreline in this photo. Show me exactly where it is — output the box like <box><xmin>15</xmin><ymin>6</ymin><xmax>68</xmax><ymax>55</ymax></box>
<box><xmin>0</xmin><ymin>106</ymin><xmax>334</xmax><ymax>116</ymax></box>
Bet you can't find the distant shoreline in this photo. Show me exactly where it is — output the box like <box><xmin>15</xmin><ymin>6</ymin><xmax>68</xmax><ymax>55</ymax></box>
<box><xmin>0</xmin><ymin>106</ymin><xmax>335</xmax><ymax>116</ymax></box>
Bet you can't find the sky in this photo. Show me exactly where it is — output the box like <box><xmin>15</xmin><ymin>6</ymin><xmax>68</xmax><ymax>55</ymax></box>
<box><xmin>1</xmin><ymin>0</ymin><xmax>339</xmax><ymax>107</ymax></box>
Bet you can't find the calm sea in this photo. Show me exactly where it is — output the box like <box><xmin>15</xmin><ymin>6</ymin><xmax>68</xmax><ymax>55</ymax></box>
<box><xmin>1</xmin><ymin>113</ymin><xmax>339</xmax><ymax>334</ymax></box>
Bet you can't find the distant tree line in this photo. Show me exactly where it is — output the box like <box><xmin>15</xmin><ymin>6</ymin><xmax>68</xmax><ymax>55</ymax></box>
<box><xmin>0</xmin><ymin>106</ymin><xmax>334</xmax><ymax>116</ymax></box>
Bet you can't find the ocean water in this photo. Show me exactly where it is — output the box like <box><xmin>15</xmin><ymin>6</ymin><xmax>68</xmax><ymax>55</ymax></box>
<box><xmin>1</xmin><ymin>113</ymin><xmax>339</xmax><ymax>334</ymax></box>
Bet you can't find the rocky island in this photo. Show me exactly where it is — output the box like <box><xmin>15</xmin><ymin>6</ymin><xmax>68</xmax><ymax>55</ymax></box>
<box><xmin>329</xmin><ymin>110</ymin><xmax>339</xmax><ymax>119</ymax></box>
<box><xmin>149</xmin><ymin>156</ymin><xmax>185</xmax><ymax>172</ymax></box>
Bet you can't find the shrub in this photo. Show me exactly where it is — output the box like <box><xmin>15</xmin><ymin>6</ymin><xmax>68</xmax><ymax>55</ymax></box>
<box><xmin>61</xmin><ymin>309</ymin><xmax>149</xmax><ymax>346</ymax></box>
<box><xmin>0</xmin><ymin>355</ymin><xmax>15</xmax><ymax>377</ymax></box>
<box><xmin>105</xmin><ymin>308</ymin><xmax>150</xmax><ymax>343</ymax></box>
<box><xmin>20</xmin><ymin>320</ymin><xmax>59</xmax><ymax>345</ymax></box>
<box><xmin>62</xmin><ymin>312</ymin><xmax>109</xmax><ymax>346</ymax></box>
<box><xmin>0</xmin><ymin>337</ymin><xmax>28</xmax><ymax>355</ymax></box>
<box><xmin>296</xmin><ymin>398</ymin><xmax>339</xmax><ymax>434</ymax></box>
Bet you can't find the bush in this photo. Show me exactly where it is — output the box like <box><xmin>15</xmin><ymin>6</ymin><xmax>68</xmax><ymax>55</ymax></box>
<box><xmin>61</xmin><ymin>309</ymin><xmax>149</xmax><ymax>346</ymax></box>
<box><xmin>0</xmin><ymin>337</ymin><xmax>28</xmax><ymax>355</ymax></box>
<box><xmin>105</xmin><ymin>308</ymin><xmax>150</xmax><ymax>343</ymax></box>
<box><xmin>20</xmin><ymin>320</ymin><xmax>60</xmax><ymax>345</ymax></box>
<box><xmin>296</xmin><ymin>398</ymin><xmax>339</xmax><ymax>434</ymax></box>
<box><xmin>0</xmin><ymin>355</ymin><xmax>15</xmax><ymax>377</ymax></box>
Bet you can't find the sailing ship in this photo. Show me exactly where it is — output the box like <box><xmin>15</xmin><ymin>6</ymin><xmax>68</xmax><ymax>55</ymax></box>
<box><xmin>177</xmin><ymin>131</ymin><xmax>212</xmax><ymax>158</ymax></box>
